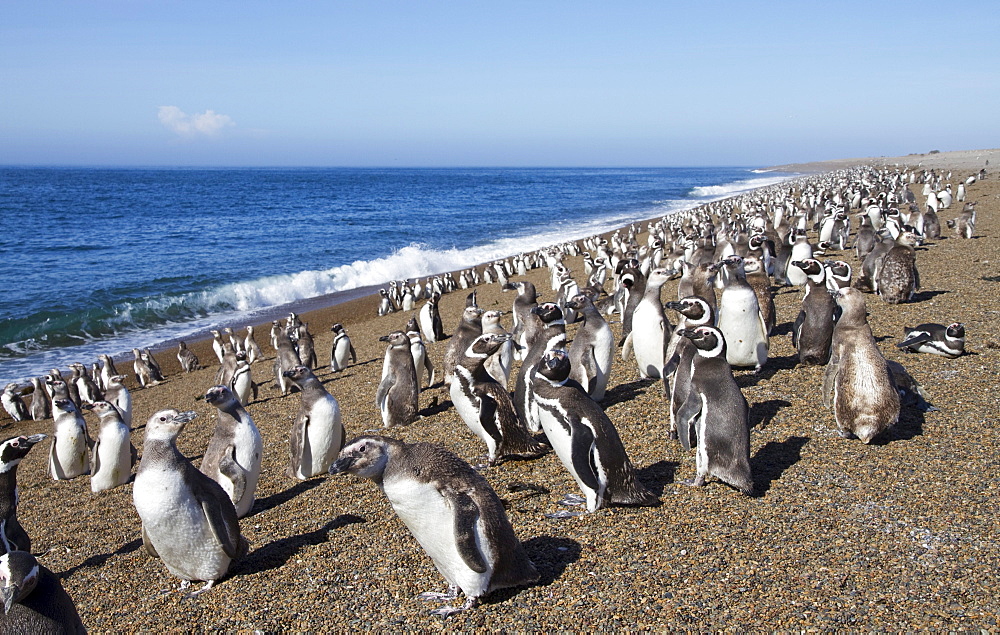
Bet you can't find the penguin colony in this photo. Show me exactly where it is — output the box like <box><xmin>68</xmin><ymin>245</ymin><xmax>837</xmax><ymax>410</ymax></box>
<box><xmin>0</xmin><ymin>162</ymin><xmax>989</xmax><ymax>627</ymax></box>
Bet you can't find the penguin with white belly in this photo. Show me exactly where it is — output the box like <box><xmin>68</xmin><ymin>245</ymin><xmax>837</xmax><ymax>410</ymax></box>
<box><xmin>283</xmin><ymin>365</ymin><xmax>345</xmax><ymax>480</ymax></box>
<box><xmin>715</xmin><ymin>256</ymin><xmax>769</xmax><ymax>372</ymax></box>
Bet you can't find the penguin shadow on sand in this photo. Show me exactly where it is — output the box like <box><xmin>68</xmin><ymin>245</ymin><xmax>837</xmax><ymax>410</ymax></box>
<box><xmin>235</xmin><ymin>514</ymin><xmax>366</xmax><ymax>576</ymax></box>
<box><xmin>909</xmin><ymin>289</ymin><xmax>949</xmax><ymax>303</ymax></box>
<box><xmin>636</xmin><ymin>460</ymin><xmax>680</xmax><ymax>496</ymax></box>
<box><xmin>599</xmin><ymin>378</ymin><xmax>653</xmax><ymax>409</ymax></box>
<box><xmin>749</xmin><ymin>399</ymin><xmax>793</xmax><ymax>431</ymax></box>
<box><xmin>737</xmin><ymin>354</ymin><xmax>797</xmax><ymax>385</ymax></box>
<box><xmin>871</xmin><ymin>403</ymin><xmax>926</xmax><ymax>445</ymax></box>
<box><xmin>247</xmin><ymin>478</ymin><xmax>328</xmax><ymax>517</ymax></box>
<box><xmin>56</xmin><ymin>537</ymin><xmax>144</xmax><ymax>581</ymax></box>
<box><xmin>482</xmin><ymin>536</ymin><xmax>581</xmax><ymax>604</ymax></box>
<box><xmin>748</xmin><ymin>435</ymin><xmax>810</xmax><ymax>498</ymax></box>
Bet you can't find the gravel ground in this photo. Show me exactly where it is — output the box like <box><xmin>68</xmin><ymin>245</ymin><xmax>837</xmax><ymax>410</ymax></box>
<box><xmin>5</xmin><ymin>155</ymin><xmax>1000</xmax><ymax>630</ymax></box>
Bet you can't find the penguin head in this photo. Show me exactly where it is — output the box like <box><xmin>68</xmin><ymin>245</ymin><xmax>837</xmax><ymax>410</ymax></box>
<box><xmin>679</xmin><ymin>326</ymin><xmax>727</xmax><ymax>359</ymax></box>
<box><xmin>330</xmin><ymin>323</ymin><xmax>344</xmax><ymax>334</ymax></box>
<box><xmin>792</xmin><ymin>258</ymin><xmax>824</xmax><ymax>281</ymax></box>
<box><xmin>530</xmin><ymin>303</ymin><xmax>564</xmax><ymax>325</ymax></box>
<box><xmin>144</xmin><ymin>409</ymin><xmax>197</xmax><ymax>441</ymax></box>
<box><xmin>565</xmin><ymin>294</ymin><xmax>591</xmax><ymax>312</ymax></box>
<box><xmin>666</xmin><ymin>297</ymin><xmax>712</xmax><ymax>324</ymax></box>
<box><xmin>468</xmin><ymin>333</ymin><xmax>510</xmax><ymax>358</ymax></box>
<box><xmin>462</xmin><ymin>306</ymin><xmax>484</xmax><ymax>324</ymax></box>
<box><xmin>537</xmin><ymin>349</ymin><xmax>572</xmax><ymax>384</ymax></box>
<box><xmin>83</xmin><ymin>401</ymin><xmax>120</xmax><ymax>420</ymax></box>
<box><xmin>0</xmin><ymin>551</ymin><xmax>40</xmax><ymax>614</ymax></box>
<box><xmin>52</xmin><ymin>398</ymin><xmax>76</xmax><ymax>414</ymax></box>
<box><xmin>0</xmin><ymin>435</ymin><xmax>47</xmax><ymax>474</ymax></box>
<box><xmin>379</xmin><ymin>331</ymin><xmax>409</xmax><ymax>348</ymax></box>
<box><xmin>205</xmin><ymin>385</ymin><xmax>239</xmax><ymax>406</ymax></box>
<box><xmin>946</xmin><ymin>323</ymin><xmax>966</xmax><ymax>340</ymax></box>
<box><xmin>329</xmin><ymin>436</ymin><xmax>390</xmax><ymax>480</ymax></box>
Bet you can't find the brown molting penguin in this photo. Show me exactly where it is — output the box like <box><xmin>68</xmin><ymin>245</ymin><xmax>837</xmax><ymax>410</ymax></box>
<box><xmin>876</xmin><ymin>230</ymin><xmax>920</xmax><ymax>304</ymax></box>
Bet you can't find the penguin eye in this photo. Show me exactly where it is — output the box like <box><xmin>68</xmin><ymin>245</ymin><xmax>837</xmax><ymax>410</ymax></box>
<box><xmin>359</xmin><ymin>444</ymin><xmax>367</xmax><ymax>453</ymax></box>
<box><xmin>159</xmin><ymin>416</ymin><xmax>166</xmax><ymax>422</ymax></box>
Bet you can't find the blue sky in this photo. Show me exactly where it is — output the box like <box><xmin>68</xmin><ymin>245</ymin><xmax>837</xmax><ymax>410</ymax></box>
<box><xmin>2</xmin><ymin>1</ymin><xmax>997</xmax><ymax>167</ymax></box>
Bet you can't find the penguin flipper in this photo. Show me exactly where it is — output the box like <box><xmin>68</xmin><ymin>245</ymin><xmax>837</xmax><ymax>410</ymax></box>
<box><xmin>423</xmin><ymin>356</ymin><xmax>436</xmax><ymax>386</ymax></box>
<box><xmin>200</xmin><ymin>497</ymin><xmax>243</xmax><ymax>560</ymax></box>
<box><xmin>141</xmin><ymin>525</ymin><xmax>160</xmax><ymax>558</ymax></box>
<box><xmin>792</xmin><ymin>310</ymin><xmax>805</xmax><ymax>348</ymax></box>
<box><xmin>897</xmin><ymin>331</ymin><xmax>931</xmax><ymax>350</ymax></box>
<box><xmin>349</xmin><ymin>344</ymin><xmax>357</xmax><ymax>363</ymax></box>
<box><xmin>288</xmin><ymin>415</ymin><xmax>307</xmax><ymax>477</ymax></box>
<box><xmin>90</xmin><ymin>438</ymin><xmax>101</xmax><ymax>478</ymax></box>
<box><xmin>675</xmin><ymin>391</ymin><xmax>702</xmax><ymax>452</ymax></box>
<box><xmin>569</xmin><ymin>422</ymin><xmax>601</xmax><ymax>494</ymax></box>
<box><xmin>375</xmin><ymin>375</ymin><xmax>395</xmax><ymax>410</ymax></box>
<box><xmin>443</xmin><ymin>489</ymin><xmax>488</xmax><ymax>574</ymax></box>
<box><xmin>581</xmin><ymin>346</ymin><xmax>600</xmax><ymax>396</ymax></box>
<box><xmin>662</xmin><ymin>351</ymin><xmax>681</xmax><ymax>380</ymax></box>
<box><xmin>822</xmin><ymin>356</ymin><xmax>839</xmax><ymax>409</ymax></box>
<box><xmin>219</xmin><ymin>445</ymin><xmax>248</xmax><ymax>508</ymax></box>
<box><xmin>621</xmin><ymin>332</ymin><xmax>634</xmax><ymax>361</ymax></box>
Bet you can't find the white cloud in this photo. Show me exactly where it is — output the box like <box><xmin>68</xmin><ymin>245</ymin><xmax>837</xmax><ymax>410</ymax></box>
<box><xmin>157</xmin><ymin>106</ymin><xmax>235</xmax><ymax>137</ymax></box>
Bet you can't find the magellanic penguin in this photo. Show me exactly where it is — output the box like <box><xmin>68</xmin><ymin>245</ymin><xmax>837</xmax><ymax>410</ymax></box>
<box><xmin>98</xmin><ymin>353</ymin><xmax>119</xmax><ymax>392</ymax></box>
<box><xmin>231</xmin><ymin>354</ymin><xmax>256</xmax><ymax>406</ymax></box>
<box><xmin>823</xmin><ymin>288</ymin><xmax>900</xmax><ymax>443</ymax></box>
<box><xmin>531</xmin><ymin>349</ymin><xmax>659</xmax><ymax>512</ymax></box>
<box><xmin>200</xmin><ymin>386</ymin><xmax>263</xmax><ymax>518</ymax></box>
<box><xmin>622</xmin><ymin>267</ymin><xmax>672</xmax><ymax>379</ymax></box>
<box><xmin>790</xmin><ymin>259</ymin><xmax>838</xmax><ymax>366</ymax></box>
<box><xmin>443</xmin><ymin>306</ymin><xmax>483</xmax><ymax>386</ymax></box>
<box><xmin>480</xmin><ymin>310</ymin><xmax>514</xmax><ymax>387</ymax></box>
<box><xmin>513</xmin><ymin>302</ymin><xmax>567</xmax><ymax>434</ymax></box>
<box><xmin>662</xmin><ymin>296</ymin><xmax>715</xmax><ymax>441</ymax></box>
<box><xmin>330</xmin><ymin>323</ymin><xmax>357</xmax><ymax>372</ymax></box>
<box><xmin>566</xmin><ymin>293</ymin><xmax>614</xmax><ymax>402</ymax></box>
<box><xmin>672</xmin><ymin>326</ymin><xmax>754</xmax><ymax>495</ymax></box>
<box><xmin>502</xmin><ymin>280</ymin><xmax>538</xmax><ymax>360</ymax></box>
<box><xmin>947</xmin><ymin>203</ymin><xmax>976</xmax><ymax>239</ymax></box>
<box><xmin>133</xmin><ymin>409</ymin><xmax>248</xmax><ymax>595</ymax></box>
<box><xmin>244</xmin><ymin>326</ymin><xmax>264</xmax><ymax>365</ymax></box>
<box><xmin>876</xmin><ymin>230</ymin><xmax>920</xmax><ymax>304</ymax></box>
<box><xmin>742</xmin><ymin>254</ymin><xmax>775</xmax><ymax>336</ymax></box>
<box><xmin>48</xmin><ymin>399</ymin><xmax>89</xmax><ymax>480</ymax></box>
<box><xmin>451</xmin><ymin>334</ymin><xmax>549</xmax><ymax>466</ymax></box>
<box><xmin>273</xmin><ymin>328</ymin><xmax>301</xmax><ymax>396</ymax></box>
<box><xmin>0</xmin><ymin>435</ymin><xmax>47</xmax><ymax>555</ymax></box>
<box><xmin>898</xmin><ymin>322</ymin><xmax>966</xmax><ymax>358</ymax></box>
<box><xmin>1</xmin><ymin>386</ymin><xmax>28</xmax><ymax>423</ymax></box>
<box><xmin>84</xmin><ymin>401</ymin><xmax>136</xmax><ymax>493</ymax></box>
<box><xmin>404</xmin><ymin>318</ymin><xmax>436</xmax><ymax>389</ymax></box>
<box><xmin>376</xmin><ymin>331</ymin><xmax>420</xmax><ymax>428</ymax></box>
<box><xmin>283</xmin><ymin>365</ymin><xmax>345</xmax><ymax>480</ymax></box>
<box><xmin>329</xmin><ymin>436</ymin><xmax>540</xmax><ymax>616</ymax></box>
<box><xmin>715</xmin><ymin>256</ymin><xmax>769</xmax><ymax>372</ymax></box>
<box><xmin>101</xmin><ymin>374</ymin><xmax>132</xmax><ymax>428</ymax></box>
<box><xmin>177</xmin><ymin>341</ymin><xmax>201</xmax><ymax>373</ymax></box>
<box><xmin>296</xmin><ymin>324</ymin><xmax>318</xmax><ymax>369</ymax></box>
<box><xmin>418</xmin><ymin>292</ymin><xmax>446</xmax><ymax>343</ymax></box>
<box><xmin>28</xmin><ymin>378</ymin><xmax>50</xmax><ymax>421</ymax></box>
<box><xmin>0</xmin><ymin>550</ymin><xmax>86</xmax><ymax>633</ymax></box>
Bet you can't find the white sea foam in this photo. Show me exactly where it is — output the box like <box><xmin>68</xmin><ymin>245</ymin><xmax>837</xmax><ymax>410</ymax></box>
<box><xmin>689</xmin><ymin>175</ymin><xmax>792</xmax><ymax>198</ymax></box>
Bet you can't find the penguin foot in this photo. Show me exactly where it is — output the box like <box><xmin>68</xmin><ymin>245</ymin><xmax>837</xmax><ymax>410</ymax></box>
<box><xmin>668</xmin><ymin>430</ymin><xmax>678</xmax><ymax>441</ymax></box>
<box><xmin>430</xmin><ymin>597</ymin><xmax>478</xmax><ymax>618</ymax></box>
<box><xmin>681</xmin><ymin>475</ymin><xmax>707</xmax><ymax>488</ymax></box>
<box><xmin>181</xmin><ymin>580</ymin><xmax>215</xmax><ymax>598</ymax></box>
<box><xmin>559</xmin><ymin>493</ymin><xmax>586</xmax><ymax>506</ymax></box>
<box><xmin>544</xmin><ymin>510</ymin><xmax>584</xmax><ymax>519</ymax></box>
<box><xmin>418</xmin><ymin>585</ymin><xmax>460</xmax><ymax>602</ymax></box>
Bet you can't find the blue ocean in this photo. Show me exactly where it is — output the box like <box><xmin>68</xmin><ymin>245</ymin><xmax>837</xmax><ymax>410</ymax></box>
<box><xmin>0</xmin><ymin>167</ymin><xmax>794</xmax><ymax>384</ymax></box>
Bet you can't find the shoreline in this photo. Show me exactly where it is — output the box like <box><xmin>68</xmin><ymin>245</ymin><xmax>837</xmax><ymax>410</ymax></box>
<box><xmin>2</xmin><ymin>149</ymin><xmax>999</xmax><ymax>629</ymax></box>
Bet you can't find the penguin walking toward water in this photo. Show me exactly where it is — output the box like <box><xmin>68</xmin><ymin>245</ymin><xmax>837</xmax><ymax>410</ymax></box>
<box><xmin>0</xmin><ymin>434</ymin><xmax>47</xmax><ymax>555</ymax></box>
<box><xmin>671</xmin><ymin>326</ymin><xmax>753</xmax><ymax>495</ymax></box>
<box><xmin>200</xmin><ymin>386</ymin><xmax>263</xmax><ymax>518</ymax></box>
<box><xmin>330</xmin><ymin>323</ymin><xmax>357</xmax><ymax>372</ymax></box>
<box><xmin>376</xmin><ymin>331</ymin><xmax>420</xmax><ymax>428</ymax></box>
<box><xmin>329</xmin><ymin>436</ymin><xmax>539</xmax><ymax>617</ymax></box>
<box><xmin>531</xmin><ymin>349</ymin><xmax>659</xmax><ymax>512</ymax></box>
<box><xmin>84</xmin><ymin>401</ymin><xmax>136</xmax><ymax>493</ymax></box>
<box><xmin>1</xmin><ymin>385</ymin><xmax>29</xmax><ymax>423</ymax></box>
<box><xmin>0</xmin><ymin>550</ymin><xmax>85</xmax><ymax>634</ymax></box>
<box><xmin>283</xmin><ymin>365</ymin><xmax>345</xmax><ymax>480</ymax></box>
<box><xmin>404</xmin><ymin>318</ymin><xmax>436</xmax><ymax>389</ymax></box>
<box><xmin>133</xmin><ymin>409</ymin><xmax>248</xmax><ymax>596</ymax></box>
<box><xmin>177</xmin><ymin>341</ymin><xmax>201</xmax><ymax>372</ymax></box>
<box><xmin>622</xmin><ymin>267</ymin><xmax>672</xmax><ymax>379</ymax></box>
<box><xmin>566</xmin><ymin>293</ymin><xmax>614</xmax><ymax>402</ymax></box>
<box><xmin>451</xmin><ymin>334</ymin><xmax>548</xmax><ymax>466</ymax></box>
<box><xmin>48</xmin><ymin>399</ymin><xmax>89</xmax><ymax>480</ymax></box>
<box><xmin>823</xmin><ymin>288</ymin><xmax>900</xmax><ymax>443</ymax></box>
<box><xmin>716</xmin><ymin>256</ymin><xmax>769</xmax><ymax>371</ymax></box>
<box><xmin>790</xmin><ymin>259</ymin><xmax>838</xmax><ymax>366</ymax></box>
<box><xmin>898</xmin><ymin>322</ymin><xmax>966</xmax><ymax>358</ymax></box>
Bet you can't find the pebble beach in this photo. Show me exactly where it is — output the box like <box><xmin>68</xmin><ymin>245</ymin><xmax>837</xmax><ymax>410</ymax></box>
<box><xmin>4</xmin><ymin>149</ymin><xmax>1000</xmax><ymax>630</ymax></box>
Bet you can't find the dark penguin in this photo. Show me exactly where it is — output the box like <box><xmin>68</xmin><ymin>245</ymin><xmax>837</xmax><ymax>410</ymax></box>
<box><xmin>177</xmin><ymin>341</ymin><xmax>201</xmax><ymax>372</ymax></box>
<box><xmin>823</xmin><ymin>288</ymin><xmax>900</xmax><ymax>443</ymax></box>
<box><xmin>0</xmin><ymin>550</ymin><xmax>85</xmax><ymax>634</ymax></box>
<box><xmin>376</xmin><ymin>331</ymin><xmax>419</xmax><ymax>428</ymax></box>
<box><xmin>443</xmin><ymin>306</ymin><xmax>483</xmax><ymax>386</ymax></box>
<box><xmin>273</xmin><ymin>328</ymin><xmax>301</xmax><ymax>396</ymax></box>
<box><xmin>615</xmin><ymin>260</ymin><xmax>646</xmax><ymax>346</ymax></box>
<box><xmin>876</xmin><ymin>230</ymin><xmax>920</xmax><ymax>304</ymax></box>
<box><xmin>566</xmin><ymin>293</ymin><xmax>614</xmax><ymax>402</ymax></box>
<box><xmin>503</xmin><ymin>280</ymin><xmax>538</xmax><ymax>360</ymax></box>
<box><xmin>790</xmin><ymin>259</ymin><xmax>838</xmax><ymax>366</ymax></box>
<box><xmin>330</xmin><ymin>436</ymin><xmax>539</xmax><ymax>616</ymax></box>
<box><xmin>296</xmin><ymin>324</ymin><xmax>318</xmax><ymax>369</ymax></box>
<box><xmin>513</xmin><ymin>302</ymin><xmax>567</xmax><ymax>434</ymax></box>
<box><xmin>662</xmin><ymin>297</ymin><xmax>715</xmax><ymax>441</ymax></box>
<box><xmin>854</xmin><ymin>213</ymin><xmax>876</xmax><ymax>261</ymax></box>
<box><xmin>283</xmin><ymin>365</ymin><xmax>345</xmax><ymax>480</ymax></box>
<box><xmin>672</xmin><ymin>326</ymin><xmax>753</xmax><ymax>495</ymax></box>
<box><xmin>133</xmin><ymin>409</ymin><xmax>248</xmax><ymax>595</ymax></box>
<box><xmin>28</xmin><ymin>378</ymin><xmax>50</xmax><ymax>421</ymax></box>
<box><xmin>898</xmin><ymin>322</ymin><xmax>966</xmax><ymax>358</ymax></box>
<box><xmin>676</xmin><ymin>260</ymin><xmax>718</xmax><ymax>317</ymax></box>
<box><xmin>531</xmin><ymin>349</ymin><xmax>659</xmax><ymax>512</ymax></box>
<box><xmin>451</xmin><ymin>334</ymin><xmax>548</xmax><ymax>466</ymax></box>
<box><xmin>200</xmin><ymin>386</ymin><xmax>263</xmax><ymax>518</ymax></box>
<box><xmin>0</xmin><ymin>435</ymin><xmax>46</xmax><ymax>555</ymax></box>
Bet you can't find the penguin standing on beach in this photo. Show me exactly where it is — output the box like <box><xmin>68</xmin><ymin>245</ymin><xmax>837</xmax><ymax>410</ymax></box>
<box><xmin>376</xmin><ymin>331</ymin><xmax>419</xmax><ymax>428</ymax></box>
<box><xmin>480</xmin><ymin>310</ymin><xmax>514</xmax><ymax>387</ymax></box>
<box><xmin>451</xmin><ymin>333</ymin><xmax>548</xmax><ymax>466</ymax></box>
<box><xmin>0</xmin><ymin>434</ymin><xmax>47</xmax><ymax>555</ymax></box>
<box><xmin>622</xmin><ymin>267</ymin><xmax>672</xmax><ymax>379</ymax></box>
<box><xmin>199</xmin><ymin>385</ymin><xmax>263</xmax><ymax>518</ymax></box>
<box><xmin>84</xmin><ymin>401</ymin><xmax>136</xmax><ymax>493</ymax></box>
<box><xmin>662</xmin><ymin>296</ymin><xmax>715</xmax><ymax>441</ymax></box>
<box><xmin>418</xmin><ymin>293</ymin><xmax>446</xmax><ymax>343</ymax></box>
<box><xmin>329</xmin><ymin>435</ymin><xmax>540</xmax><ymax>617</ymax></box>
<box><xmin>514</xmin><ymin>303</ymin><xmax>567</xmax><ymax>434</ymax></box>
<box><xmin>101</xmin><ymin>374</ymin><xmax>132</xmax><ymax>428</ymax></box>
<box><xmin>790</xmin><ymin>259</ymin><xmax>837</xmax><ymax>366</ymax></box>
<box><xmin>443</xmin><ymin>306</ymin><xmax>483</xmax><ymax>386</ymax></box>
<box><xmin>566</xmin><ymin>293</ymin><xmax>614</xmax><ymax>402</ymax></box>
<box><xmin>330</xmin><ymin>323</ymin><xmax>357</xmax><ymax>372</ymax></box>
<box><xmin>48</xmin><ymin>399</ymin><xmax>89</xmax><ymax>480</ymax></box>
<box><xmin>0</xmin><ymin>550</ymin><xmax>86</xmax><ymax>634</ymax></box>
<box><xmin>503</xmin><ymin>281</ymin><xmax>538</xmax><ymax>360</ymax></box>
<box><xmin>28</xmin><ymin>378</ymin><xmax>50</xmax><ymax>421</ymax></box>
<box><xmin>1</xmin><ymin>385</ymin><xmax>29</xmax><ymax>423</ymax></box>
<box><xmin>133</xmin><ymin>409</ymin><xmax>248</xmax><ymax>596</ymax></box>
<box><xmin>531</xmin><ymin>349</ymin><xmax>659</xmax><ymax>513</ymax></box>
<box><xmin>283</xmin><ymin>365</ymin><xmax>345</xmax><ymax>480</ymax></box>
<box><xmin>715</xmin><ymin>256</ymin><xmax>769</xmax><ymax>371</ymax></box>
<box><xmin>273</xmin><ymin>329</ymin><xmax>301</xmax><ymax>396</ymax></box>
<box><xmin>244</xmin><ymin>326</ymin><xmax>264</xmax><ymax>365</ymax></box>
<box><xmin>296</xmin><ymin>324</ymin><xmax>318</xmax><ymax>369</ymax></box>
<box><xmin>823</xmin><ymin>288</ymin><xmax>900</xmax><ymax>443</ymax></box>
<box><xmin>877</xmin><ymin>230</ymin><xmax>920</xmax><ymax>304</ymax></box>
<box><xmin>176</xmin><ymin>341</ymin><xmax>201</xmax><ymax>373</ymax></box>
<box><xmin>672</xmin><ymin>326</ymin><xmax>754</xmax><ymax>495</ymax></box>
<box><xmin>404</xmin><ymin>318</ymin><xmax>436</xmax><ymax>389</ymax></box>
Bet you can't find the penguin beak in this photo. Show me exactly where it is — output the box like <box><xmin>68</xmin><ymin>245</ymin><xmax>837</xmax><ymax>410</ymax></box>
<box><xmin>677</xmin><ymin>329</ymin><xmax>698</xmax><ymax>340</ymax></box>
<box><xmin>22</xmin><ymin>434</ymin><xmax>47</xmax><ymax>447</ymax></box>
<box><xmin>171</xmin><ymin>411</ymin><xmax>198</xmax><ymax>425</ymax></box>
<box><xmin>328</xmin><ymin>456</ymin><xmax>355</xmax><ymax>475</ymax></box>
<box><xmin>378</xmin><ymin>335</ymin><xmax>390</xmax><ymax>342</ymax></box>
<box><xmin>665</xmin><ymin>301</ymin><xmax>685</xmax><ymax>312</ymax></box>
